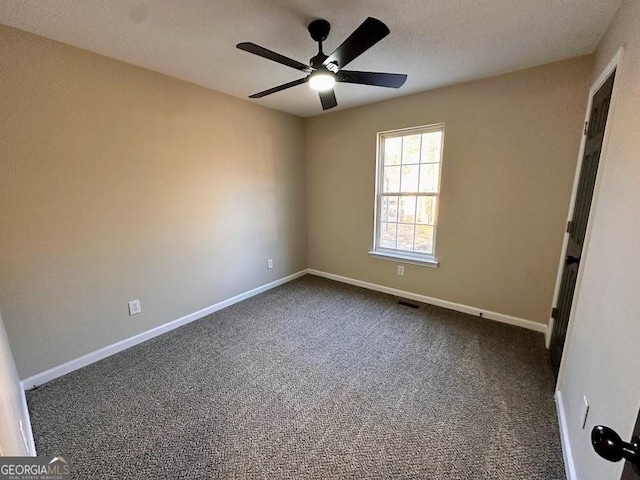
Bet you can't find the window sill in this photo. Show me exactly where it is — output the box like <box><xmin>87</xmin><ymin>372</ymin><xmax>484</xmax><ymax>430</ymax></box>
<box><xmin>368</xmin><ymin>250</ymin><xmax>439</xmax><ymax>268</ymax></box>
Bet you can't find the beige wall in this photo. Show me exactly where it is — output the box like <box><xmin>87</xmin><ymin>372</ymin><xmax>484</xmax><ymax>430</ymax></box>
<box><xmin>305</xmin><ymin>56</ymin><xmax>592</xmax><ymax>325</ymax></box>
<box><xmin>0</xmin><ymin>25</ymin><xmax>306</xmax><ymax>379</ymax></box>
<box><xmin>558</xmin><ymin>0</ymin><xmax>640</xmax><ymax>478</ymax></box>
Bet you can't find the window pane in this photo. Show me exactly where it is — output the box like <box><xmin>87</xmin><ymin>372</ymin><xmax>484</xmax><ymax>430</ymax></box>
<box><xmin>397</xmin><ymin>224</ymin><xmax>415</xmax><ymax>251</ymax></box>
<box><xmin>400</xmin><ymin>165</ymin><xmax>419</xmax><ymax>192</ymax></box>
<box><xmin>421</xmin><ymin>131</ymin><xmax>443</xmax><ymax>163</ymax></box>
<box><xmin>416</xmin><ymin>197</ymin><xmax>437</xmax><ymax>225</ymax></box>
<box><xmin>384</xmin><ymin>166</ymin><xmax>401</xmax><ymax>192</ymax></box>
<box><xmin>402</xmin><ymin>134</ymin><xmax>421</xmax><ymax>164</ymax></box>
<box><xmin>380</xmin><ymin>222</ymin><xmax>397</xmax><ymax>249</ymax></box>
<box><xmin>385</xmin><ymin>196</ymin><xmax>398</xmax><ymax>222</ymax></box>
<box><xmin>419</xmin><ymin>163</ymin><xmax>440</xmax><ymax>193</ymax></box>
<box><xmin>384</xmin><ymin>137</ymin><xmax>401</xmax><ymax>166</ymax></box>
<box><xmin>415</xmin><ymin>225</ymin><xmax>434</xmax><ymax>254</ymax></box>
<box><xmin>399</xmin><ymin>196</ymin><xmax>416</xmax><ymax>223</ymax></box>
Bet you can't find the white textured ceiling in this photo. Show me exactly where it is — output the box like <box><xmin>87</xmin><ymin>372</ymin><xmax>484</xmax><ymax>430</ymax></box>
<box><xmin>0</xmin><ymin>0</ymin><xmax>621</xmax><ymax>118</ymax></box>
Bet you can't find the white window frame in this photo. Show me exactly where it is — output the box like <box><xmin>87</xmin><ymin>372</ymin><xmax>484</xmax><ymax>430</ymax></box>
<box><xmin>369</xmin><ymin>123</ymin><xmax>445</xmax><ymax>268</ymax></box>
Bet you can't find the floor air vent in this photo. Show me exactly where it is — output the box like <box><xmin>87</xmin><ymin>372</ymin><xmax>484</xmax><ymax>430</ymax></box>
<box><xmin>397</xmin><ymin>300</ymin><xmax>420</xmax><ymax>309</ymax></box>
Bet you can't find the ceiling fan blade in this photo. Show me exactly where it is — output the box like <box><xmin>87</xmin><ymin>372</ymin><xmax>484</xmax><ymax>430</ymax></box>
<box><xmin>249</xmin><ymin>78</ymin><xmax>308</xmax><ymax>98</ymax></box>
<box><xmin>323</xmin><ymin>17</ymin><xmax>390</xmax><ymax>70</ymax></box>
<box><xmin>319</xmin><ymin>89</ymin><xmax>337</xmax><ymax>110</ymax></box>
<box><xmin>237</xmin><ymin>42</ymin><xmax>313</xmax><ymax>74</ymax></box>
<box><xmin>337</xmin><ymin>70</ymin><xmax>407</xmax><ymax>88</ymax></box>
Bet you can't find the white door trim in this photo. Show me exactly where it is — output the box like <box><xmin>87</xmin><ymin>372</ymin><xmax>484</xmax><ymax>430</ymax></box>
<box><xmin>551</xmin><ymin>48</ymin><xmax>623</xmax><ymax>386</ymax></box>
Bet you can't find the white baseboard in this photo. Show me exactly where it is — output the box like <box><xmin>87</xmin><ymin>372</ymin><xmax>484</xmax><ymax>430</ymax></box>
<box><xmin>307</xmin><ymin>269</ymin><xmax>547</xmax><ymax>335</ymax></box>
<box><xmin>546</xmin><ymin>317</ymin><xmax>555</xmax><ymax>349</ymax></box>
<box><xmin>19</xmin><ymin>388</ymin><xmax>36</xmax><ymax>455</ymax></box>
<box><xmin>556</xmin><ymin>390</ymin><xmax>577</xmax><ymax>480</ymax></box>
<box><xmin>22</xmin><ymin>268</ymin><xmax>548</xmax><ymax>389</ymax></box>
<box><xmin>21</xmin><ymin>270</ymin><xmax>307</xmax><ymax>390</ymax></box>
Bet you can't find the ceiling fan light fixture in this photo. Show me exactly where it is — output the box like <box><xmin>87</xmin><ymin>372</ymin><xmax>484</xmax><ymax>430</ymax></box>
<box><xmin>309</xmin><ymin>72</ymin><xmax>335</xmax><ymax>91</ymax></box>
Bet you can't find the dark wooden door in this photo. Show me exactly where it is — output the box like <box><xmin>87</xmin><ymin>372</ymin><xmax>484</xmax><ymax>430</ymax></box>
<box><xmin>550</xmin><ymin>70</ymin><xmax>616</xmax><ymax>375</ymax></box>
<box><xmin>621</xmin><ymin>410</ymin><xmax>640</xmax><ymax>479</ymax></box>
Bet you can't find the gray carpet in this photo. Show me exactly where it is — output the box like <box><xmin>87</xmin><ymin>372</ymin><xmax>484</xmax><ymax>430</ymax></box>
<box><xmin>27</xmin><ymin>275</ymin><xmax>564</xmax><ymax>479</ymax></box>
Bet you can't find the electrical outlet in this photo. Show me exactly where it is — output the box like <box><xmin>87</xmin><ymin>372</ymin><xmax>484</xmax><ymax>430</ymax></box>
<box><xmin>267</xmin><ymin>259</ymin><xmax>273</xmax><ymax>269</ymax></box>
<box><xmin>397</xmin><ymin>265</ymin><xmax>404</xmax><ymax>276</ymax></box>
<box><xmin>580</xmin><ymin>395</ymin><xmax>590</xmax><ymax>429</ymax></box>
<box><xmin>128</xmin><ymin>299</ymin><xmax>142</xmax><ymax>316</ymax></box>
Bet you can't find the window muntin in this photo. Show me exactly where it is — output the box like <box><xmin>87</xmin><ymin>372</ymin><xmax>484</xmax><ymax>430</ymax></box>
<box><xmin>374</xmin><ymin>125</ymin><xmax>444</xmax><ymax>262</ymax></box>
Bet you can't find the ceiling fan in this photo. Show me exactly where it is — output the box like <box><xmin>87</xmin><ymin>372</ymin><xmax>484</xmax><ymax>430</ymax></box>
<box><xmin>236</xmin><ymin>17</ymin><xmax>407</xmax><ymax>111</ymax></box>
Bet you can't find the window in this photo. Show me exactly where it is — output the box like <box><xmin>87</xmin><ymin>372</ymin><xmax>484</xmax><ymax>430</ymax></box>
<box><xmin>371</xmin><ymin>124</ymin><xmax>444</xmax><ymax>267</ymax></box>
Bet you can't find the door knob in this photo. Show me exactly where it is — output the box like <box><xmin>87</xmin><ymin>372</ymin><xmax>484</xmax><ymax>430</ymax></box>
<box><xmin>566</xmin><ymin>255</ymin><xmax>581</xmax><ymax>265</ymax></box>
<box><xmin>592</xmin><ymin>425</ymin><xmax>640</xmax><ymax>474</ymax></box>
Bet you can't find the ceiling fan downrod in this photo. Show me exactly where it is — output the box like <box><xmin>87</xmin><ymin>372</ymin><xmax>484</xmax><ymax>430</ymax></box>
<box><xmin>308</xmin><ymin>19</ymin><xmax>331</xmax><ymax>67</ymax></box>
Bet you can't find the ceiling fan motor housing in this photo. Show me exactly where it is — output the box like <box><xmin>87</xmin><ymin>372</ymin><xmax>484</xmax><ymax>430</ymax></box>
<box><xmin>310</xmin><ymin>53</ymin><xmax>329</xmax><ymax>69</ymax></box>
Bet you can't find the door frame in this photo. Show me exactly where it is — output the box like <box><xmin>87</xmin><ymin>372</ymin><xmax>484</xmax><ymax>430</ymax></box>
<box><xmin>548</xmin><ymin>47</ymin><xmax>623</xmax><ymax>386</ymax></box>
